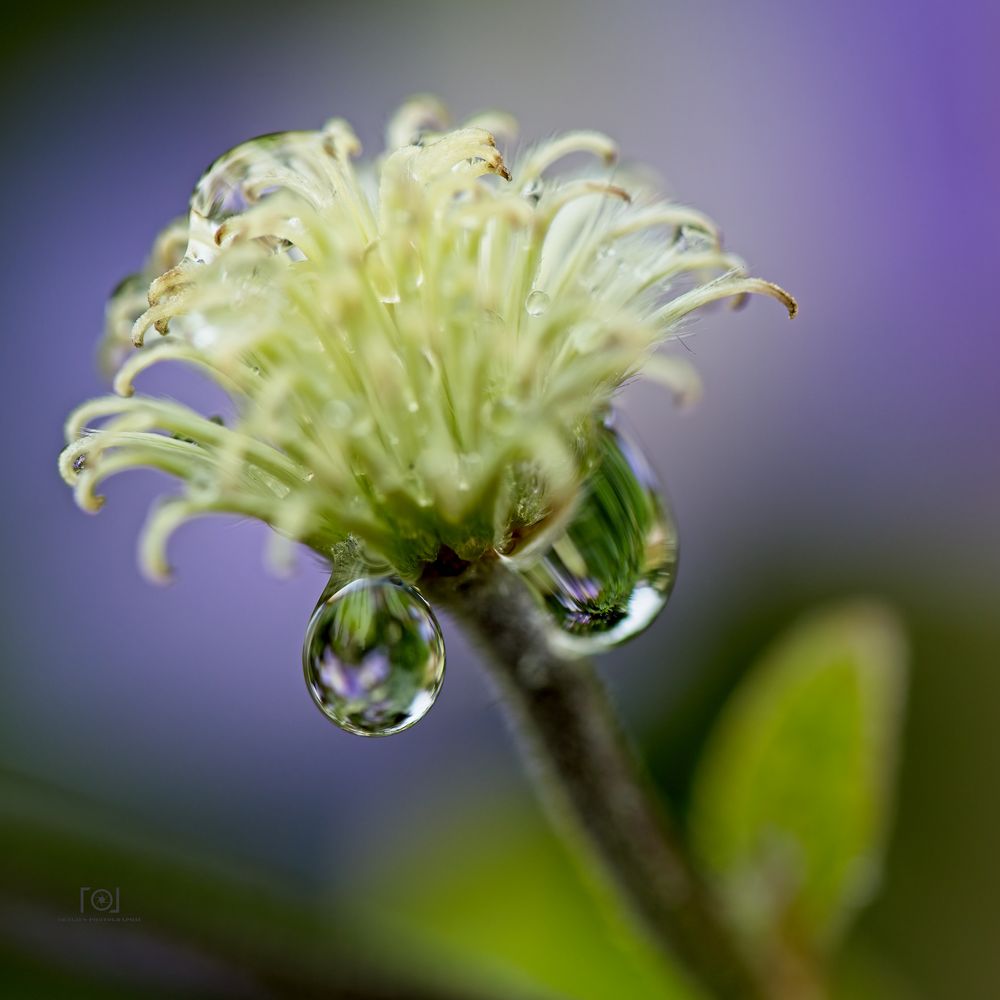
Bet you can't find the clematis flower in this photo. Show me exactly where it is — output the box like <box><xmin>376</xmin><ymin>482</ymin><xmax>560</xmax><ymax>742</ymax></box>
<box><xmin>60</xmin><ymin>96</ymin><xmax>795</xmax><ymax>583</ymax></box>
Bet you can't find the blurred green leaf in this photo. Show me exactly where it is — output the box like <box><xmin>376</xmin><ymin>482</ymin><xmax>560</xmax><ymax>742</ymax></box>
<box><xmin>831</xmin><ymin>942</ymin><xmax>917</xmax><ymax>1000</ymax></box>
<box><xmin>355</xmin><ymin>803</ymin><xmax>698</xmax><ymax>1000</ymax></box>
<box><xmin>689</xmin><ymin>601</ymin><xmax>907</xmax><ymax>954</ymax></box>
<box><xmin>0</xmin><ymin>942</ymin><xmax>186</xmax><ymax>1000</ymax></box>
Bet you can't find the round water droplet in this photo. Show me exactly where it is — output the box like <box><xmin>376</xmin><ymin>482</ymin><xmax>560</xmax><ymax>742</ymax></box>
<box><xmin>521</xmin><ymin>418</ymin><xmax>678</xmax><ymax>654</ymax></box>
<box><xmin>303</xmin><ymin>577</ymin><xmax>446</xmax><ymax>736</ymax></box>
<box><xmin>525</xmin><ymin>289</ymin><xmax>551</xmax><ymax>317</ymax></box>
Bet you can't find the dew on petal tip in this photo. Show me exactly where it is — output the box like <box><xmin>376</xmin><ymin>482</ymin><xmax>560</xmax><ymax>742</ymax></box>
<box><xmin>303</xmin><ymin>577</ymin><xmax>446</xmax><ymax>736</ymax></box>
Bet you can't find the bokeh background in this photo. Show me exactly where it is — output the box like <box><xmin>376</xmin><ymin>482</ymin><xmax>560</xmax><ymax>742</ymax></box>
<box><xmin>2</xmin><ymin>1</ymin><xmax>998</xmax><ymax>996</ymax></box>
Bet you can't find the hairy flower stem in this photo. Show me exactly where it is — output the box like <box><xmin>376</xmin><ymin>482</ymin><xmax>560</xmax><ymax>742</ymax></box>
<box><xmin>422</xmin><ymin>557</ymin><xmax>768</xmax><ymax>1000</ymax></box>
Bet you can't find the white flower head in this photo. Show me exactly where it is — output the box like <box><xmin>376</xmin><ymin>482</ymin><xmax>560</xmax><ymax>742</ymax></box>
<box><xmin>60</xmin><ymin>96</ymin><xmax>796</xmax><ymax>582</ymax></box>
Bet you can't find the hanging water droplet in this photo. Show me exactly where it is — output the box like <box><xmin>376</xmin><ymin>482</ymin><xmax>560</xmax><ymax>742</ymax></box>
<box><xmin>525</xmin><ymin>289</ymin><xmax>551</xmax><ymax>317</ymax></box>
<box><xmin>303</xmin><ymin>577</ymin><xmax>446</xmax><ymax>736</ymax></box>
<box><xmin>521</xmin><ymin>417</ymin><xmax>678</xmax><ymax>654</ymax></box>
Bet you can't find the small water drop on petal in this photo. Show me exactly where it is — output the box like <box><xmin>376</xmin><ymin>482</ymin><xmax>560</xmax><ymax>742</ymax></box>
<box><xmin>324</xmin><ymin>399</ymin><xmax>353</xmax><ymax>430</ymax></box>
<box><xmin>487</xmin><ymin>396</ymin><xmax>520</xmax><ymax>437</ymax></box>
<box><xmin>521</xmin><ymin>178</ymin><xmax>544</xmax><ymax>205</ymax></box>
<box><xmin>521</xmin><ymin>417</ymin><xmax>678</xmax><ymax>654</ymax></box>
<box><xmin>188</xmin><ymin>469</ymin><xmax>218</xmax><ymax>500</ymax></box>
<box><xmin>303</xmin><ymin>577</ymin><xmax>446</xmax><ymax>736</ymax></box>
<box><xmin>677</xmin><ymin>224</ymin><xmax>715</xmax><ymax>253</ymax></box>
<box><xmin>525</xmin><ymin>289</ymin><xmax>551</xmax><ymax>317</ymax></box>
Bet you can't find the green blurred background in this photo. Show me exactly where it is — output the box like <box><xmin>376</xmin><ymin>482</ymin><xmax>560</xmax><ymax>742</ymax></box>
<box><xmin>2</xmin><ymin>1</ymin><xmax>997</xmax><ymax>996</ymax></box>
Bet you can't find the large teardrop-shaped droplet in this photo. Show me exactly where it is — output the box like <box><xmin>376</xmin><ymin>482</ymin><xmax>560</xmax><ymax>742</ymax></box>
<box><xmin>187</xmin><ymin>130</ymin><xmax>325</xmax><ymax>262</ymax></box>
<box><xmin>303</xmin><ymin>577</ymin><xmax>446</xmax><ymax>736</ymax></box>
<box><xmin>520</xmin><ymin>418</ymin><xmax>679</xmax><ymax>654</ymax></box>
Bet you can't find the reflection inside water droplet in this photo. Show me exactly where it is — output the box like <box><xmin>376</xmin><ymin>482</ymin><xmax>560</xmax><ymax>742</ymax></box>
<box><xmin>303</xmin><ymin>577</ymin><xmax>446</xmax><ymax>736</ymax></box>
<box><xmin>525</xmin><ymin>289</ymin><xmax>551</xmax><ymax>317</ymax></box>
<box><xmin>520</xmin><ymin>417</ymin><xmax>678</xmax><ymax>654</ymax></box>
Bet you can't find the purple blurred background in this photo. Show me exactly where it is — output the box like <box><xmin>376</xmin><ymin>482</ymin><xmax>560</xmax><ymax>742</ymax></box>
<box><xmin>3</xmin><ymin>1</ymin><xmax>998</xmax><ymax>995</ymax></box>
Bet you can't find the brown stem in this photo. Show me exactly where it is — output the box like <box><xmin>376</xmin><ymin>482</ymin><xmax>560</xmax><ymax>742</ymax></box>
<box><xmin>421</xmin><ymin>556</ymin><xmax>770</xmax><ymax>1000</ymax></box>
